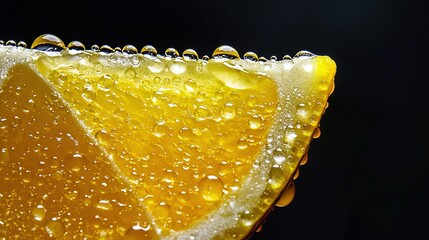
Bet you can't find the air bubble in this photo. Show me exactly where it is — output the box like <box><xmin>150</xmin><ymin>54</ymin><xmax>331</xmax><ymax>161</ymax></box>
<box><xmin>122</xmin><ymin>45</ymin><xmax>138</xmax><ymax>54</ymax></box>
<box><xmin>199</xmin><ymin>175</ymin><xmax>224</xmax><ymax>202</ymax></box>
<box><xmin>31</xmin><ymin>34</ymin><xmax>65</xmax><ymax>51</ymax></box>
<box><xmin>141</xmin><ymin>45</ymin><xmax>157</xmax><ymax>57</ymax></box>
<box><xmin>100</xmin><ymin>45</ymin><xmax>114</xmax><ymax>53</ymax></box>
<box><xmin>221</xmin><ymin>102</ymin><xmax>236</xmax><ymax>119</ymax></box>
<box><xmin>183</xmin><ymin>49</ymin><xmax>199</xmax><ymax>60</ymax></box>
<box><xmin>68</xmin><ymin>41</ymin><xmax>85</xmax><ymax>51</ymax></box>
<box><xmin>165</xmin><ymin>48</ymin><xmax>179</xmax><ymax>58</ymax></box>
<box><xmin>212</xmin><ymin>45</ymin><xmax>240</xmax><ymax>59</ymax></box>
<box><xmin>125</xmin><ymin>68</ymin><xmax>137</xmax><ymax>79</ymax></box>
<box><xmin>32</xmin><ymin>205</ymin><xmax>47</xmax><ymax>221</ymax></box>
<box><xmin>243</xmin><ymin>51</ymin><xmax>258</xmax><ymax>61</ymax></box>
<box><xmin>46</xmin><ymin>220</ymin><xmax>65</xmax><ymax>237</ymax></box>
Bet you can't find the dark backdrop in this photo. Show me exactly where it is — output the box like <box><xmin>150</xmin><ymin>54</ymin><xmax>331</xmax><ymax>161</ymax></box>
<box><xmin>1</xmin><ymin>0</ymin><xmax>427</xmax><ymax>239</ymax></box>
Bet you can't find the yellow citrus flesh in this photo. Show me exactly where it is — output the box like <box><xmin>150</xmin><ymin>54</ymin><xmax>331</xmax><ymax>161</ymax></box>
<box><xmin>0</xmin><ymin>39</ymin><xmax>336</xmax><ymax>239</ymax></box>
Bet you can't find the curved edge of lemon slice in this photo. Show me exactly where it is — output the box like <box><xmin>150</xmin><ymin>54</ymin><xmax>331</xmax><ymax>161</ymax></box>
<box><xmin>0</xmin><ymin>44</ymin><xmax>336</xmax><ymax>239</ymax></box>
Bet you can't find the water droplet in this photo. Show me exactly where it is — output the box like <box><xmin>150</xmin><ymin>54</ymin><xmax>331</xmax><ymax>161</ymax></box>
<box><xmin>183</xmin><ymin>79</ymin><xmax>197</xmax><ymax>92</ymax></box>
<box><xmin>194</xmin><ymin>105</ymin><xmax>209</xmax><ymax>120</ymax></box>
<box><xmin>293</xmin><ymin>168</ymin><xmax>300</xmax><ymax>180</ymax></box>
<box><xmin>276</xmin><ymin>181</ymin><xmax>295</xmax><ymax>207</ymax></box>
<box><xmin>152</xmin><ymin>202</ymin><xmax>170</xmax><ymax>219</ymax></box>
<box><xmin>141</xmin><ymin>45</ymin><xmax>157</xmax><ymax>57</ymax></box>
<box><xmin>125</xmin><ymin>223</ymin><xmax>156</xmax><ymax>240</ymax></box>
<box><xmin>243</xmin><ymin>51</ymin><xmax>258</xmax><ymax>61</ymax></box>
<box><xmin>91</xmin><ymin>45</ymin><xmax>100</xmax><ymax>51</ymax></box>
<box><xmin>237</xmin><ymin>138</ymin><xmax>248</xmax><ymax>150</ymax></box>
<box><xmin>183</xmin><ymin>49</ymin><xmax>199</xmax><ymax>60</ymax></box>
<box><xmin>0</xmin><ymin>148</ymin><xmax>9</xmax><ymax>165</ymax></box>
<box><xmin>22</xmin><ymin>99</ymin><xmax>35</xmax><ymax>112</ymax></box>
<box><xmin>97</xmin><ymin>74</ymin><xmax>115</xmax><ymax>90</ymax></box>
<box><xmin>294</xmin><ymin>50</ymin><xmax>316</xmax><ymax>58</ymax></box>
<box><xmin>202</xmin><ymin>55</ymin><xmax>210</xmax><ymax>61</ymax></box>
<box><xmin>122</xmin><ymin>45</ymin><xmax>138</xmax><ymax>54</ymax></box>
<box><xmin>246</xmin><ymin>95</ymin><xmax>258</xmax><ymax>107</ymax></box>
<box><xmin>100</xmin><ymin>45</ymin><xmax>114</xmax><ymax>53</ymax></box>
<box><xmin>6</xmin><ymin>40</ymin><xmax>16</xmax><ymax>46</ymax></box>
<box><xmin>221</xmin><ymin>102</ymin><xmax>236</xmax><ymax>119</ymax></box>
<box><xmin>273</xmin><ymin>148</ymin><xmax>286</xmax><ymax>164</ymax></box>
<box><xmin>0</xmin><ymin>40</ymin><xmax>4</xmax><ymax>45</ymax></box>
<box><xmin>258</xmin><ymin>57</ymin><xmax>267</xmax><ymax>62</ymax></box>
<box><xmin>248</xmin><ymin>115</ymin><xmax>263</xmax><ymax>129</ymax></box>
<box><xmin>95</xmin><ymin>129</ymin><xmax>111</xmax><ymax>147</ymax></box>
<box><xmin>300</xmin><ymin>152</ymin><xmax>308</xmax><ymax>165</ymax></box>
<box><xmin>313</xmin><ymin>127</ymin><xmax>321</xmax><ymax>139</ymax></box>
<box><xmin>46</xmin><ymin>220</ymin><xmax>65</xmax><ymax>237</ymax></box>
<box><xmin>32</xmin><ymin>205</ymin><xmax>47</xmax><ymax>221</ymax></box>
<box><xmin>215</xmin><ymin>90</ymin><xmax>224</xmax><ymax>99</ymax></box>
<box><xmin>95</xmin><ymin>200</ymin><xmax>113</xmax><ymax>211</ymax></box>
<box><xmin>165</xmin><ymin>48</ymin><xmax>179</xmax><ymax>58</ymax></box>
<box><xmin>179</xmin><ymin>127</ymin><xmax>193</xmax><ymax>140</ymax></box>
<box><xmin>199</xmin><ymin>175</ymin><xmax>224</xmax><ymax>202</ymax></box>
<box><xmin>152</xmin><ymin>122</ymin><xmax>170</xmax><ymax>137</ymax></box>
<box><xmin>296</xmin><ymin>103</ymin><xmax>308</xmax><ymax>119</ymax></box>
<box><xmin>268</xmin><ymin>165</ymin><xmax>284</xmax><ymax>189</ymax></box>
<box><xmin>68</xmin><ymin>41</ymin><xmax>85</xmax><ymax>51</ymax></box>
<box><xmin>31</xmin><ymin>34</ymin><xmax>65</xmax><ymax>51</ymax></box>
<box><xmin>212</xmin><ymin>45</ymin><xmax>240</xmax><ymax>59</ymax></box>
<box><xmin>282</xmin><ymin>55</ymin><xmax>292</xmax><ymax>61</ymax></box>
<box><xmin>17</xmin><ymin>41</ymin><xmax>27</xmax><ymax>48</ymax></box>
<box><xmin>284</xmin><ymin>130</ymin><xmax>297</xmax><ymax>143</ymax></box>
<box><xmin>125</xmin><ymin>68</ymin><xmax>137</xmax><ymax>79</ymax></box>
<box><xmin>170</xmin><ymin>61</ymin><xmax>187</xmax><ymax>74</ymax></box>
<box><xmin>64</xmin><ymin>153</ymin><xmax>87</xmax><ymax>172</ymax></box>
<box><xmin>82</xmin><ymin>87</ymin><xmax>97</xmax><ymax>101</ymax></box>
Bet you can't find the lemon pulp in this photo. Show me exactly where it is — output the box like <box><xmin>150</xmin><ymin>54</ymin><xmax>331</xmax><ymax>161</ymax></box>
<box><xmin>0</xmin><ymin>37</ymin><xmax>336</xmax><ymax>239</ymax></box>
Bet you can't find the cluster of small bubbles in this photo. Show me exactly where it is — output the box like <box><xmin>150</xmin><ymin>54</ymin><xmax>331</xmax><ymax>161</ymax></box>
<box><xmin>243</xmin><ymin>52</ymin><xmax>258</xmax><ymax>61</ymax></box>
<box><xmin>100</xmin><ymin>45</ymin><xmax>114</xmax><ymax>54</ymax></box>
<box><xmin>212</xmin><ymin>45</ymin><xmax>240</xmax><ymax>59</ymax></box>
<box><xmin>294</xmin><ymin>50</ymin><xmax>315</xmax><ymax>58</ymax></box>
<box><xmin>141</xmin><ymin>45</ymin><xmax>157</xmax><ymax>57</ymax></box>
<box><xmin>182</xmin><ymin>49</ymin><xmax>199</xmax><ymax>60</ymax></box>
<box><xmin>90</xmin><ymin>44</ymin><xmax>99</xmax><ymax>51</ymax></box>
<box><xmin>122</xmin><ymin>45</ymin><xmax>138</xmax><ymax>54</ymax></box>
<box><xmin>68</xmin><ymin>41</ymin><xmax>85</xmax><ymax>51</ymax></box>
<box><xmin>31</xmin><ymin>34</ymin><xmax>65</xmax><ymax>51</ymax></box>
<box><xmin>165</xmin><ymin>48</ymin><xmax>179</xmax><ymax>58</ymax></box>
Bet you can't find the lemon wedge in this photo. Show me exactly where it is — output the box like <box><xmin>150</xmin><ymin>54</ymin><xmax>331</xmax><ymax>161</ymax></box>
<box><xmin>0</xmin><ymin>34</ymin><xmax>336</xmax><ymax>239</ymax></box>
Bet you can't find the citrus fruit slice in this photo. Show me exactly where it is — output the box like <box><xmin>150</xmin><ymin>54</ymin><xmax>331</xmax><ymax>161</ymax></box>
<box><xmin>0</xmin><ymin>34</ymin><xmax>336</xmax><ymax>239</ymax></box>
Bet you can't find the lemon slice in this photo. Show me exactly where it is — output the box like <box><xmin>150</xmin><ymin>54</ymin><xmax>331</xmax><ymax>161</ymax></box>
<box><xmin>0</xmin><ymin>34</ymin><xmax>336</xmax><ymax>239</ymax></box>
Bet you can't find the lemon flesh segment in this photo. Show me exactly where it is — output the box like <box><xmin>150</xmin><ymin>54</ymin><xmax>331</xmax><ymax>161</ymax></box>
<box><xmin>0</xmin><ymin>46</ymin><xmax>336</xmax><ymax>239</ymax></box>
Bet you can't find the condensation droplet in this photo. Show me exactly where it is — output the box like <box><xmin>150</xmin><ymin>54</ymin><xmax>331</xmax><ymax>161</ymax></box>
<box><xmin>100</xmin><ymin>45</ymin><xmax>114</xmax><ymax>53</ymax></box>
<box><xmin>141</xmin><ymin>45</ymin><xmax>157</xmax><ymax>57</ymax></box>
<box><xmin>122</xmin><ymin>45</ymin><xmax>138</xmax><ymax>54</ymax></box>
<box><xmin>276</xmin><ymin>181</ymin><xmax>295</xmax><ymax>207</ymax></box>
<box><xmin>212</xmin><ymin>45</ymin><xmax>240</xmax><ymax>59</ymax></box>
<box><xmin>32</xmin><ymin>205</ymin><xmax>47</xmax><ymax>221</ymax></box>
<box><xmin>183</xmin><ymin>79</ymin><xmax>197</xmax><ymax>92</ymax></box>
<box><xmin>31</xmin><ymin>34</ymin><xmax>65</xmax><ymax>51</ymax></box>
<box><xmin>243</xmin><ymin>51</ymin><xmax>258</xmax><ymax>61</ymax></box>
<box><xmin>152</xmin><ymin>122</ymin><xmax>170</xmax><ymax>137</ymax></box>
<box><xmin>68</xmin><ymin>41</ymin><xmax>85</xmax><ymax>51</ymax></box>
<box><xmin>199</xmin><ymin>175</ymin><xmax>224</xmax><ymax>202</ymax></box>
<box><xmin>46</xmin><ymin>220</ymin><xmax>65</xmax><ymax>237</ymax></box>
<box><xmin>313</xmin><ymin>127</ymin><xmax>321</xmax><ymax>139</ymax></box>
<box><xmin>183</xmin><ymin>49</ymin><xmax>199</xmax><ymax>60</ymax></box>
<box><xmin>97</xmin><ymin>74</ymin><xmax>115</xmax><ymax>90</ymax></box>
<box><xmin>64</xmin><ymin>153</ymin><xmax>87</xmax><ymax>172</ymax></box>
<box><xmin>221</xmin><ymin>102</ymin><xmax>236</xmax><ymax>119</ymax></box>
<box><xmin>248</xmin><ymin>115</ymin><xmax>263</xmax><ymax>129</ymax></box>
<box><xmin>165</xmin><ymin>48</ymin><xmax>179</xmax><ymax>58</ymax></box>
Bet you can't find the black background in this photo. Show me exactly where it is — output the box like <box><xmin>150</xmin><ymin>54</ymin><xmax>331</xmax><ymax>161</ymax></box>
<box><xmin>1</xmin><ymin>0</ymin><xmax>427</xmax><ymax>239</ymax></box>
